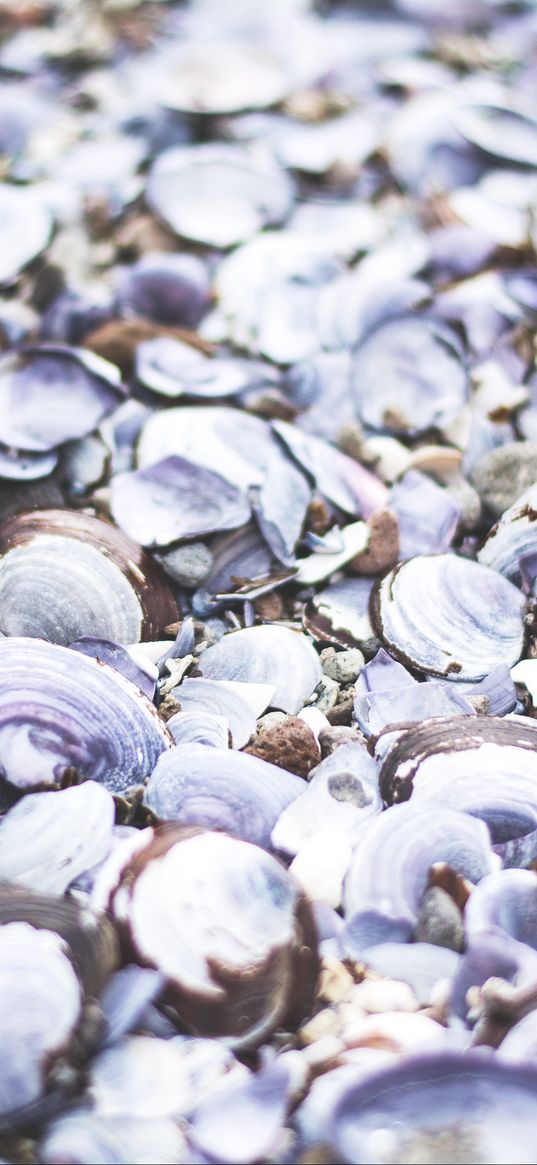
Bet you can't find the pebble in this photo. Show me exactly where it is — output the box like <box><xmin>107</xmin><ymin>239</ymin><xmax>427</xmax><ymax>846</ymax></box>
<box><xmin>471</xmin><ymin>441</ymin><xmax>537</xmax><ymax>518</ymax></box>
<box><xmin>414</xmin><ymin>886</ymin><xmax>465</xmax><ymax>952</ymax></box>
<box><xmin>256</xmin><ymin>711</ymin><xmax>288</xmax><ymax>735</ymax></box>
<box><xmin>318</xmin><ymin>726</ymin><xmax>368</xmax><ymax>757</ymax></box>
<box><xmin>157</xmin><ymin>542</ymin><xmax>213</xmax><ymax>589</ymax></box>
<box><xmin>311</xmin><ymin>676</ymin><xmax>340</xmax><ymax>716</ymax></box>
<box><xmin>321</xmin><ymin>647</ymin><xmax>365</xmax><ymax>685</ymax></box>
<box><xmin>246</xmin><ymin>716</ymin><xmax>321</xmax><ymax>778</ymax></box>
<box><xmin>443</xmin><ymin>474</ymin><xmax>482</xmax><ymax>533</ymax></box>
<box><xmin>349</xmin><ymin>508</ymin><xmax>399</xmax><ymax>576</ymax></box>
<box><xmin>348</xmin><ymin>978</ymin><xmax>419</xmax><ymax>1015</ymax></box>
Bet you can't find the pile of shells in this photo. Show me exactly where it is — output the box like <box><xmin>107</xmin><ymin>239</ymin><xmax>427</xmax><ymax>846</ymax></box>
<box><xmin>3</xmin><ymin>0</ymin><xmax>537</xmax><ymax>1162</ymax></box>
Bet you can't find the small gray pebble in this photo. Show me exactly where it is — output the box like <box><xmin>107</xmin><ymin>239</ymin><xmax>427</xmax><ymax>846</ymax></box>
<box><xmin>319</xmin><ymin>725</ymin><xmax>368</xmax><ymax>757</ymax></box>
<box><xmin>312</xmin><ymin>676</ymin><xmax>340</xmax><ymax>715</ymax></box>
<box><xmin>471</xmin><ymin>442</ymin><xmax>537</xmax><ymax>518</ymax></box>
<box><xmin>322</xmin><ymin>647</ymin><xmax>365</xmax><ymax>685</ymax></box>
<box><xmin>157</xmin><ymin>542</ymin><xmax>213</xmax><ymax>589</ymax></box>
<box><xmin>414</xmin><ymin>886</ymin><xmax>464</xmax><ymax>952</ymax></box>
<box><xmin>257</xmin><ymin>711</ymin><xmax>288</xmax><ymax>735</ymax></box>
<box><xmin>444</xmin><ymin>475</ymin><xmax>481</xmax><ymax>534</ymax></box>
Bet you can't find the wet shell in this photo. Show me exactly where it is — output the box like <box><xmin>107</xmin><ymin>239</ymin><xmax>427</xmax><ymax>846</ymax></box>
<box><xmin>371</xmin><ymin>553</ymin><xmax>525</xmax><ymax>681</ymax></box>
<box><xmin>0</xmin><ymin>509</ymin><xmax>178</xmax><ymax>645</ymax></box>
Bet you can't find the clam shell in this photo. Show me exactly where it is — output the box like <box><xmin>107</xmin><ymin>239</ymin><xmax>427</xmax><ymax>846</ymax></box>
<box><xmin>40</xmin><ymin>1111</ymin><xmax>187</xmax><ymax>1165</ymax></box>
<box><xmin>0</xmin><ymin>637</ymin><xmax>171</xmax><ymax>796</ymax></box>
<box><xmin>168</xmin><ymin>677</ymin><xmax>268</xmax><ymax>749</ymax></box>
<box><xmin>478</xmin><ymin>482</ymin><xmax>537</xmax><ymax>584</ymax></box>
<box><xmin>0</xmin><ymin>184</ymin><xmax>52</xmax><ymax>286</ymax></box>
<box><xmin>371</xmin><ymin>553</ymin><xmax>525</xmax><ymax>681</ymax></box>
<box><xmin>143</xmin><ymin>743</ymin><xmax>304</xmax><ymax>848</ymax></box>
<box><xmin>0</xmin><ymin>344</ymin><xmax>124</xmax><ymax>454</ymax></box>
<box><xmin>350</xmin><ymin>315</ymin><xmax>467</xmax><ymax>435</ymax></box>
<box><xmin>0</xmin><ymin>509</ymin><xmax>178</xmax><ymax>645</ymax></box>
<box><xmin>199</xmin><ymin>625</ymin><xmax>322</xmax><ymax>714</ymax></box>
<box><xmin>111</xmin><ymin>826</ymin><xmax>319</xmax><ymax>1044</ymax></box>
<box><xmin>147</xmin><ymin>145</ymin><xmax>293</xmax><ymax>249</ymax></box>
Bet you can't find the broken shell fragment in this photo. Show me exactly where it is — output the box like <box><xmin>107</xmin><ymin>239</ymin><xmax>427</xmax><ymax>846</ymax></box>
<box><xmin>199</xmin><ymin>625</ymin><xmax>322</xmax><ymax>714</ymax></box>
<box><xmin>110</xmin><ymin>826</ymin><xmax>319</xmax><ymax>1045</ymax></box>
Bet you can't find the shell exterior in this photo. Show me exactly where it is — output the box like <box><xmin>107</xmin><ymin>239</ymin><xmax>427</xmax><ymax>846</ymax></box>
<box><xmin>0</xmin><ymin>637</ymin><xmax>171</xmax><ymax>795</ymax></box>
<box><xmin>0</xmin><ymin>509</ymin><xmax>178</xmax><ymax>645</ymax></box>
<box><xmin>199</xmin><ymin>625</ymin><xmax>322</xmax><ymax>714</ymax></box>
<box><xmin>371</xmin><ymin>553</ymin><xmax>526</xmax><ymax>681</ymax></box>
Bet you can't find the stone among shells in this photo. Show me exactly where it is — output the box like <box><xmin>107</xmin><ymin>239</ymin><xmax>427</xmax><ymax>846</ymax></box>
<box><xmin>0</xmin><ymin>509</ymin><xmax>178</xmax><ymax>645</ymax></box>
<box><xmin>371</xmin><ymin>553</ymin><xmax>525</xmax><ymax>681</ymax></box>
<box><xmin>110</xmin><ymin>826</ymin><xmax>319</xmax><ymax>1044</ymax></box>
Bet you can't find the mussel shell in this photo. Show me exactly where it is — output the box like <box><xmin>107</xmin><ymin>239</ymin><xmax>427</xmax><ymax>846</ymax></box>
<box><xmin>330</xmin><ymin>1052</ymin><xmax>537</xmax><ymax>1164</ymax></box>
<box><xmin>0</xmin><ymin>637</ymin><xmax>171</xmax><ymax>796</ymax></box>
<box><xmin>110</xmin><ymin>825</ymin><xmax>319</xmax><ymax>1045</ymax></box>
<box><xmin>0</xmin><ymin>509</ymin><xmax>178</xmax><ymax>644</ymax></box>
<box><xmin>371</xmin><ymin>553</ymin><xmax>525</xmax><ymax>681</ymax></box>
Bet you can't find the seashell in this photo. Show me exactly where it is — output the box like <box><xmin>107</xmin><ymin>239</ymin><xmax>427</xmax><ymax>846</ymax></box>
<box><xmin>378</xmin><ymin>715</ymin><xmax>537</xmax><ymax>846</ymax></box>
<box><xmin>272</xmin><ymin>419</ymin><xmax>388</xmax><ymax>518</ymax></box>
<box><xmin>330</xmin><ymin>1052</ymin><xmax>537</xmax><ymax>1165</ymax></box>
<box><xmin>89</xmin><ymin>1035</ymin><xmax>192</xmax><ymax>1119</ymax></box>
<box><xmin>189</xmin><ymin>1054</ymin><xmax>301</xmax><ymax>1165</ymax></box>
<box><xmin>350</xmin><ymin>315</ymin><xmax>467</xmax><ymax>436</ymax></box>
<box><xmin>59</xmin><ymin>432</ymin><xmax>110</xmax><ymax>496</ymax></box>
<box><xmin>0</xmin><ymin>444</ymin><xmax>58</xmax><ymax>482</ymax></box>
<box><xmin>115</xmin><ymin>252</ymin><xmax>211</xmax><ymax>329</ymax></box>
<box><xmin>70</xmin><ymin>638</ymin><xmax>158</xmax><ymax>701</ymax></box>
<box><xmin>137</xmin><ymin>406</ymin><xmax>310</xmax><ymax>563</ymax></box>
<box><xmin>40</xmin><ymin>1111</ymin><xmax>187</xmax><ymax>1165</ymax></box>
<box><xmin>478</xmin><ymin>482</ymin><xmax>537</xmax><ymax>584</ymax></box>
<box><xmin>147</xmin><ymin>144</ymin><xmax>293</xmax><ymax>249</ymax></box>
<box><xmin>498</xmin><ymin>1011</ymin><xmax>537</xmax><ymax>1064</ymax></box>
<box><xmin>156</xmin><ymin>36</ymin><xmax>307</xmax><ymax>116</ymax></box>
<box><xmin>272</xmin><ymin>743</ymin><xmax>381</xmax><ymax>857</ymax></box>
<box><xmin>199</xmin><ymin>624</ymin><xmax>322</xmax><ymax>714</ymax></box>
<box><xmin>453</xmin><ymin>102</ymin><xmax>537</xmax><ymax>168</ymax></box>
<box><xmin>167</xmin><ymin>677</ymin><xmax>265</xmax><ymax>749</ymax></box>
<box><xmin>110</xmin><ymin>826</ymin><xmax>319</xmax><ymax>1045</ymax></box>
<box><xmin>0</xmin><ymin>509</ymin><xmax>178</xmax><ymax>645</ymax></box>
<box><xmin>0</xmin><ymin>637</ymin><xmax>171</xmax><ymax>797</ymax></box>
<box><xmin>465</xmin><ymin>869</ymin><xmax>537</xmax><ymax>952</ymax></box>
<box><xmin>354</xmin><ymin>678</ymin><xmax>475</xmax><ymax>737</ymax></box>
<box><xmin>0</xmin><ymin>344</ymin><xmax>124</xmax><ymax>454</ymax></box>
<box><xmin>136</xmin><ymin>336</ymin><xmax>278</xmax><ymax>402</ymax></box>
<box><xmin>294</xmin><ymin>521</ymin><xmax>369</xmax><ymax>586</ymax></box>
<box><xmin>0</xmin><ymin>921</ymin><xmax>82</xmax><ymax>1120</ymax></box>
<box><xmin>388</xmin><ymin>469</ymin><xmax>460</xmax><ymax>558</ymax></box>
<box><xmin>0</xmin><ymin>782</ymin><xmax>114</xmax><ymax>895</ymax></box>
<box><xmin>193</xmin><ymin>523</ymin><xmax>277</xmax><ymax>614</ymax></box>
<box><xmin>111</xmin><ymin>456</ymin><xmax>251</xmax><ymax>548</ymax></box>
<box><xmin>304</xmin><ymin>576</ymin><xmax>377</xmax><ymax>651</ymax></box>
<box><xmin>167</xmin><ymin>711</ymin><xmax>230</xmax><ymax>749</ymax></box>
<box><xmin>342</xmin><ymin>802</ymin><xmax>495</xmax><ymax>954</ymax></box>
<box><xmin>143</xmin><ymin>743</ymin><xmax>304</xmax><ymax>849</ymax></box>
<box><xmin>371</xmin><ymin>553</ymin><xmax>525</xmax><ymax>681</ymax></box>
<box><xmin>0</xmin><ymin>183</ymin><xmax>52</xmax><ymax>286</ymax></box>
<box><xmin>99</xmin><ymin>966</ymin><xmax>166</xmax><ymax>1050</ymax></box>
<box><xmin>363</xmin><ymin>943</ymin><xmax>460</xmax><ymax>1007</ymax></box>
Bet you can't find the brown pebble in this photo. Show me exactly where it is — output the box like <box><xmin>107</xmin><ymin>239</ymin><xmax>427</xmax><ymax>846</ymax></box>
<box><xmin>114</xmin><ymin>212</ymin><xmax>178</xmax><ymax>258</ymax></box>
<box><xmin>326</xmin><ymin>696</ymin><xmax>355</xmax><ymax>726</ymax></box>
<box><xmin>158</xmin><ymin>694</ymin><xmax>182</xmax><ymax>722</ymax></box>
<box><xmin>349</xmin><ymin>508</ymin><xmax>399</xmax><ymax>576</ymax></box>
<box><xmin>307</xmin><ymin>496</ymin><xmax>333</xmax><ymax>536</ymax></box>
<box><xmin>253</xmin><ymin>591</ymin><xmax>284</xmax><ymax>622</ymax></box>
<box><xmin>245</xmin><ymin>716</ymin><xmax>320</xmax><ymax>778</ymax></box>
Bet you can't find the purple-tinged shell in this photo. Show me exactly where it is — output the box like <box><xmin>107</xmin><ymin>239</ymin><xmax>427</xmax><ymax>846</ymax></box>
<box><xmin>351</xmin><ymin>315</ymin><xmax>467</xmax><ymax>436</ymax></box>
<box><xmin>199</xmin><ymin>625</ymin><xmax>322</xmax><ymax>715</ymax></box>
<box><xmin>111</xmin><ymin>456</ymin><xmax>251</xmax><ymax>548</ymax></box>
<box><xmin>69</xmin><ymin>638</ymin><xmax>157</xmax><ymax>702</ymax></box>
<box><xmin>110</xmin><ymin>826</ymin><xmax>319</xmax><ymax>1045</ymax></box>
<box><xmin>0</xmin><ymin>509</ymin><xmax>178</xmax><ymax>645</ymax></box>
<box><xmin>167</xmin><ymin>677</ymin><xmax>268</xmax><ymax>749</ymax></box>
<box><xmin>342</xmin><ymin>802</ymin><xmax>495</xmax><ymax>953</ymax></box>
<box><xmin>354</xmin><ymin>649</ymin><xmax>476</xmax><ymax>736</ymax></box>
<box><xmin>115</xmin><ymin>252</ymin><xmax>211</xmax><ymax>329</ymax></box>
<box><xmin>363</xmin><ymin>942</ymin><xmax>460</xmax><ymax>1006</ymax></box>
<box><xmin>0</xmin><ymin>637</ymin><xmax>171</xmax><ymax>797</ymax></box>
<box><xmin>272</xmin><ymin>420</ymin><xmax>388</xmax><ymax>518</ymax></box>
<box><xmin>193</xmin><ymin>523</ymin><xmax>276</xmax><ymax>615</ymax></box>
<box><xmin>379</xmin><ymin>715</ymin><xmax>537</xmax><ymax>845</ymax></box>
<box><xmin>0</xmin><ymin>444</ymin><xmax>58</xmax><ymax>482</ymax></box>
<box><xmin>304</xmin><ymin>576</ymin><xmax>377</xmax><ymax>651</ymax></box>
<box><xmin>453</xmin><ymin>103</ymin><xmax>537</xmax><ymax>168</ymax></box>
<box><xmin>143</xmin><ymin>742</ymin><xmax>305</xmax><ymax>849</ymax></box>
<box><xmin>465</xmin><ymin>869</ymin><xmax>537</xmax><ymax>951</ymax></box>
<box><xmin>136</xmin><ymin>336</ymin><xmax>278</xmax><ymax>402</ymax></box>
<box><xmin>478</xmin><ymin>482</ymin><xmax>537</xmax><ymax>584</ymax></box>
<box><xmin>189</xmin><ymin>1054</ymin><xmax>299</xmax><ymax>1165</ymax></box>
<box><xmin>389</xmin><ymin>469</ymin><xmax>460</xmax><ymax>558</ymax></box>
<box><xmin>272</xmin><ymin>743</ymin><xmax>381</xmax><ymax>857</ymax></box>
<box><xmin>0</xmin><ymin>345</ymin><xmax>125</xmax><ymax>454</ymax></box>
<box><xmin>330</xmin><ymin>1052</ymin><xmax>537</xmax><ymax>1164</ymax></box>
<box><xmin>167</xmin><ymin>711</ymin><xmax>230</xmax><ymax>749</ymax></box>
<box><xmin>147</xmin><ymin>145</ymin><xmax>293</xmax><ymax>249</ymax></box>
<box><xmin>371</xmin><ymin>553</ymin><xmax>525</xmax><ymax>681</ymax></box>
<box><xmin>39</xmin><ymin>1112</ymin><xmax>186</xmax><ymax>1165</ymax></box>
